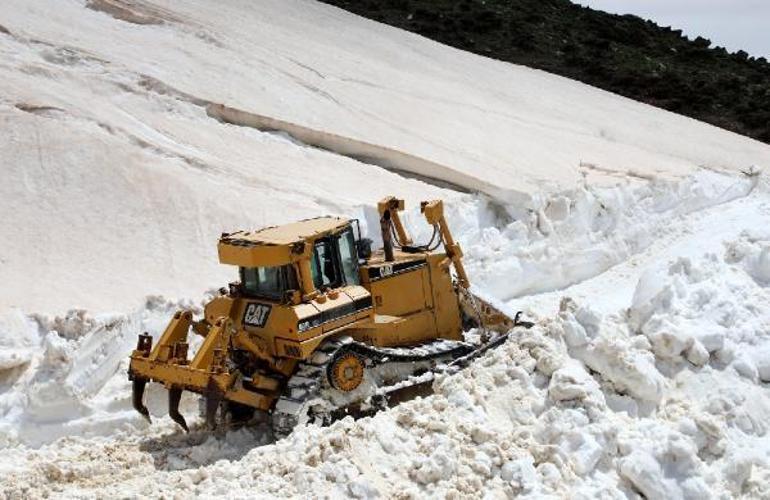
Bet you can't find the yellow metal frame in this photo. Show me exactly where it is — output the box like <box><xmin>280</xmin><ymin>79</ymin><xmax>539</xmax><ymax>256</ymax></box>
<box><xmin>129</xmin><ymin>195</ymin><xmax>472</xmax><ymax>421</ymax></box>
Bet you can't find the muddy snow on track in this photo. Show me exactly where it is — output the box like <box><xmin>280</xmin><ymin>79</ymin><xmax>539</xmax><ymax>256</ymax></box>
<box><xmin>2</xmin><ymin>1</ymin><xmax>770</xmax><ymax>499</ymax></box>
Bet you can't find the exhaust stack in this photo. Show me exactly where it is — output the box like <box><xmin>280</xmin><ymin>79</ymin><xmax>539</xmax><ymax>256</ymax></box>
<box><xmin>380</xmin><ymin>211</ymin><xmax>395</xmax><ymax>262</ymax></box>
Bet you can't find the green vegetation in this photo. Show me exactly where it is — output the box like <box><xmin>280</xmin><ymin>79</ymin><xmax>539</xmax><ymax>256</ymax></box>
<box><xmin>321</xmin><ymin>0</ymin><xmax>770</xmax><ymax>143</ymax></box>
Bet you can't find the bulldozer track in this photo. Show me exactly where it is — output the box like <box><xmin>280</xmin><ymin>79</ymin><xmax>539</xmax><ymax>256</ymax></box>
<box><xmin>271</xmin><ymin>336</ymin><xmax>476</xmax><ymax>438</ymax></box>
<box><xmin>271</xmin><ymin>291</ymin><xmax>528</xmax><ymax>438</ymax></box>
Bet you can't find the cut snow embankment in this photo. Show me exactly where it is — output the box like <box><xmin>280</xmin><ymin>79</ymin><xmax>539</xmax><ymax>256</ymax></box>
<box><xmin>446</xmin><ymin>168</ymin><xmax>759</xmax><ymax>300</ymax></box>
<box><xmin>3</xmin><ymin>0</ymin><xmax>770</xmax><ymax>314</ymax></box>
<box><xmin>205</xmin><ymin>103</ymin><xmax>529</xmax><ymax>206</ymax></box>
<box><xmin>2</xmin><ymin>170</ymin><xmax>769</xmax><ymax>498</ymax></box>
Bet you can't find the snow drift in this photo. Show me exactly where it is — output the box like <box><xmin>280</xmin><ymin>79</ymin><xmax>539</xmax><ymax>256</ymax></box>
<box><xmin>3</xmin><ymin>173</ymin><xmax>770</xmax><ymax>498</ymax></box>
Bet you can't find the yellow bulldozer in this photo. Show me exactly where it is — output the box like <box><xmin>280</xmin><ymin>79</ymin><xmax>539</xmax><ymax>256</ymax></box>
<box><xmin>129</xmin><ymin>196</ymin><xmax>528</xmax><ymax>437</ymax></box>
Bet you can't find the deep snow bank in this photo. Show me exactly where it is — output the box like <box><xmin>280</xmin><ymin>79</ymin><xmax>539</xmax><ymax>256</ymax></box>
<box><xmin>2</xmin><ymin>171</ymin><xmax>769</xmax><ymax>498</ymax></box>
<box><xmin>4</xmin><ymin>0</ymin><xmax>769</xmax><ymax>194</ymax></box>
<box><xmin>0</xmin><ymin>297</ymin><xmax>206</xmax><ymax>448</ymax></box>
<box><xmin>4</xmin><ymin>256</ymin><xmax>770</xmax><ymax>497</ymax></box>
<box><xmin>416</xmin><ymin>169</ymin><xmax>758</xmax><ymax>300</ymax></box>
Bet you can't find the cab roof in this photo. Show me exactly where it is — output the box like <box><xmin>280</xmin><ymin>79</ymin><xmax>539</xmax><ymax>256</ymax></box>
<box><xmin>218</xmin><ymin>217</ymin><xmax>351</xmax><ymax>267</ymax></box>
<box><xmin>223</xmin><ymin>217</ymin><xmax>349</xmax><ymax>245</ymax></box>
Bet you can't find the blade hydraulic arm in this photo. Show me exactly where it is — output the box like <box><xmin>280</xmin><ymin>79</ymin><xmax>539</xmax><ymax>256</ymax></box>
<box><xmin>421</xmin><ymin>199</ymin><xmax>470</xmax><ymax>288</ymax></box>
<box><xmin>377</xmin><ymin>196</ymin><xmax>412</xmax><ymax>247</ymax></box>
<box><xmin>376</xmin><ymin>195</ymin><xmax>470</xmax><ymax>288</ymax></box>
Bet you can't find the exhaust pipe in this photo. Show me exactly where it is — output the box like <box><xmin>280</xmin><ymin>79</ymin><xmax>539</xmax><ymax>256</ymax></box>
<box><xmin>168</xmin><ymin>387</ymin><xmax>189</xmax><ymax>432</ymax></box>
<box><xmin>132</xmin><ymin>378</ymin><xmax>151</xmax><ymax>423</ymax></box>
<box><xmin>380</xmin><ymin>210</ymin><xmax>394</xmax><ymax>262</ymax></box>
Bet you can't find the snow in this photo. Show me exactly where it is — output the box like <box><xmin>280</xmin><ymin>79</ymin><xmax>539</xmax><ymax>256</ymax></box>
<box><xmin>2</xmin><ymin>0</ymin><xmax>770</xmax><ymax>314</ymax></box>
<box><xmin>1</xmin><ymin>0</ymin><xmax>770</xmax><ymax>498</ymax></box>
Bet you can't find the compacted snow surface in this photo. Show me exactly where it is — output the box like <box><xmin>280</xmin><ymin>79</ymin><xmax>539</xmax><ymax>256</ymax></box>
<box><xmin>2</xmin><ymin>1</ymin><xmax>770</xmax><ymax>498</ymax></box>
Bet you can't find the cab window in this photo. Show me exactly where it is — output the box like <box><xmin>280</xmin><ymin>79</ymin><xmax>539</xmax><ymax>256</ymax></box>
<box><xmin>311</xmin><ymin>239</ymin><xmax>340</xmax><ymax>290</ymax></box>
<box><xmin>338</xmin><ymin>229</ymin><xmax>360</xmax><ymax>285</ymax></box>
<box><xmin>241</xmin><ymin>265</ymin><xmax>296</xmax><ymax>300</ymax></box>
<box><xmin>309</xmin><ymin>228</ymin><xmax>360</xmax><ymax>290</ymax></box>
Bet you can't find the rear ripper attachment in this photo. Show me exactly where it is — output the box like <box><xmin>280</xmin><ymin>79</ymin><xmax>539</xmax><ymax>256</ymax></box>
<box><xmin>128</xmin><ymin>196</ymin><xmax>532</xmax><ymax>436</ymax></box>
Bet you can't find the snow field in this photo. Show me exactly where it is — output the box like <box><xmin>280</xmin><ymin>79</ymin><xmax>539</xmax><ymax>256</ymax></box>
<box><xmin>2</xmin><ymin>169</ymin><xmax>769</xmax><ymax>498</ymax></box>
<box><xmin>3</xmin><ymin>0</ymin><xmax>770</xmax><ymax>314</ymax></box>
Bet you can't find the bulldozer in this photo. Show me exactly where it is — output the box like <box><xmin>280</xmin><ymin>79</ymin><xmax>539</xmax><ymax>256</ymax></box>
<box><xmin>129</xmin><ymin>196</ymin><xmax>526</xmax><ymax>437</ymax></box>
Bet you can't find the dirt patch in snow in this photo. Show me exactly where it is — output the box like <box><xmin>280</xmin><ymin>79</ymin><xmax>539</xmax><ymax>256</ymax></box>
<box><xmin>85</xmin><ymin>0</ymin><xmax>177</xmax><ymax>26</ymax></box>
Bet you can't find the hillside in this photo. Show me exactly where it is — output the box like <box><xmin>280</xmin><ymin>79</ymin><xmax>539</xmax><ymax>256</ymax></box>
<box><xmin>321</xmin><ymin>0</ymin><xmax>770</xmax><ymax>144</ymax></box>
<box><xmin>2</xmin><ymin>0</ymin><xmax>769</xmax><ymax>313</ymax></box>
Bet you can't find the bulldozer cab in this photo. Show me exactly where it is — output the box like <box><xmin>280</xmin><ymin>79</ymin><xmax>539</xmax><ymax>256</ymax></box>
<box><xmin>220</xmin><ymin>217</ymin><xmax>363</xmax><ymax>303</ymax></box>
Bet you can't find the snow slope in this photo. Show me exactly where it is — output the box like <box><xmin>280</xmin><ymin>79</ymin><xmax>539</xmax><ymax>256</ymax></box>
<box><xmin>2</xmin><ymin>0</ymin><xmax>770</xmax><ymax>313</ymax></box>
<box><xmin>1</xmin><ymin>0</ymin><xmax>770</xmax><ymax>498</ymax></box>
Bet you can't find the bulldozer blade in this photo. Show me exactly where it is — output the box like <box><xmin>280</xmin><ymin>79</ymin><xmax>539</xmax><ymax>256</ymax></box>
<box><xmin>168</xmin><ymin>387</ymin><xmax>189</xmax><ymax>433</ymax></box>
<box><xmin>132</xmin><ymin>378</ymin><xmax>151</xmax><ymax>423</ymax></box>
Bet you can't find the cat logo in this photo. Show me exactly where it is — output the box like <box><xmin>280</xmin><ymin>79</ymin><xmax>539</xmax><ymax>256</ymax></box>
<box><xmin>243</xmin><ymin>303</ymin><xmax>272</xmax><ymax>328</ymax></box>
<box><xmin>381</xmin><ymin>264</ymin><xmax>393</xmax><ymax>277</ymax></box>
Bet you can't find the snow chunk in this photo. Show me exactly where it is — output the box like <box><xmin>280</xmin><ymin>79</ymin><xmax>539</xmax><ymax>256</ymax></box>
<box><xmin>548</xmin><ymin>361</ymin><xmax>601</xmax><ymax>403</ymax></box>
<box><xmin>0</xmin><ymin>309</ymin><xmax>40</xmax><ymax>370</ymax></box>
<box><xmin>560</xmin><ymin>305</ymin><xmax>665</xmax><ymax>404</ymax></box>
<box><xmin>618</xmin><ymin>433</ymin><xmax>712</xmax><ymax>500</ymax></box>
<box><xmin>500</xmin><ymin>457</ymin><xmax>538</xmax><ymax>493</ymax></box>
<box><xmin>726</xmin><ymin>234</ymin><xmax>770</xmax><ymax>286</ymax></box>
<box><xmin>630</xmin><ymin>244</ymin><xmax>770</xmax><ymax>369</ymax></box>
